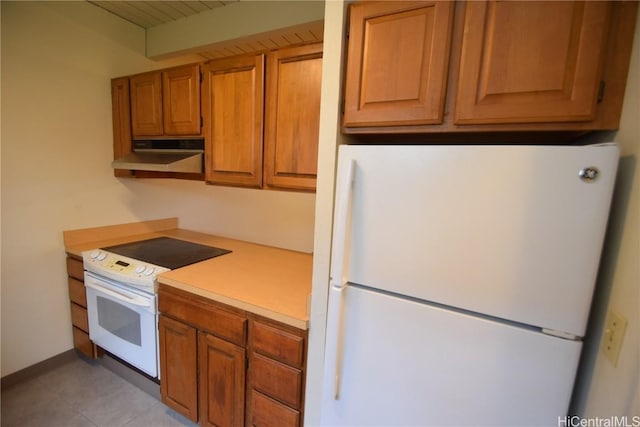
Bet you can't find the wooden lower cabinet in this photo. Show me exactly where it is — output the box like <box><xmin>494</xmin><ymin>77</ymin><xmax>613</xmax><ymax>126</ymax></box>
<box><xmin>246</xmin><ymin>319</ymin><xmax>307</xmax><ymax>427</ymax></box>
<box><xmin>157</xmin><ymin>284</ymin><xmax>307</xmax><ymax>427</ymax></box>
<box><xmin>159</xmin><ymin>315</ymin><xmax>198</xmax><ymax>422</ymax></box>
<box><xmin>199</xmin><ymin>333</ymin><xmax>245</xmax><ymax>427</ymax></box>
<box><xmin>65</xmin><ymin>255</ymin><xmax>100</xmax><ymax>359</ymax></box>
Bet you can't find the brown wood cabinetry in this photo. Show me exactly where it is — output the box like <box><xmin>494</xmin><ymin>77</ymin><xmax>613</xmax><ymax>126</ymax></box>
<box><xmin>130</xmin><ymin>63</ymin><xmax>201</xmax><ymax>137</ymax></box>
<box><xmin>158</xmin><ymin>315</ymin><xmax>198</xmax><ymax>422</ymax></box>
<box><xmin>111</xmin><ymin>77</ymin><xmax>134</xmax><ymax>178</ymax></box>
<box><xmin>157</xmin><ymin>284</ymin><xmax>307</xmax><ymax>426</ymax></box>
<box><xmin>199</xmin><ymin>333</ymin><xmax>246</xmax><ymax>427</ymax></box>
<box><xmin>203</xmin><ymin>44</ymin><xmax>322</xmax><ymax>192</ymax></box>
<box><xmin>246</xmin><ymin>319</ymin><xmax>307</xmax><ymax>427</ymax></box>
<box><xmin>264</xmin><ymin>43</ymin><xmax>323</xmax><ymax>191</ymax></box>
<box><xmin>343</xmin><ymin>0</ymin><xmax>637</xmax><ymax>134</ymax></box>
<box><xmin>65</xmin><ymin>256</ymin><xmax>100</xmax><ymax>359</ymax></box>
<box><xmin>455</xmin><ymin>1</ymin><xmax>611</xmax><ymax>125</ymax></box>
<box><xmin>202</xmin><ymin>55</ymin><xmax>265</xmax><ymax>188</ymax></box>
<box><xmin>343</xmin><ymin>1</ymin><xmax>454</xmax><ymax>127</ymax></box>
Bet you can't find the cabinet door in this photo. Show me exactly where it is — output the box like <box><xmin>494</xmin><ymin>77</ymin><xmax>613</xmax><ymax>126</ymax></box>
<box><xmin>199</xmin><ymin>332</ymin><xmax>245</xmax><ymax>427</ymax></box>
<box><xmin>455</xmin><ymin>1</ymin><xmax>611</xmax><ymax>124</ymax></box>
<box><xmin>343</xmin><ymin>1</ymin><xmax>454</xmax><ymax>127</ymax></box>
<box><xmin>130</xmin><ymin>71</ymin><xmax>163</xmax><ymax>136</ymax></box>
<box><xmin>163</xmin><ymin>64</ymin><xmax>201</xmax><ymax>135</ymax></box>
<box><xmin>203</xmin><ymin>55</ymin><xmax>264</xmax><ymax>188</ymax></box>
<box><xmin>264</xmin><ymin>43</ymin><xmax>322</xmax><ymax>191</ymax></box>
<box><xmin>159</xmin><ymin>315</ymin><xmax>198</xmax><ymax>423</ymax></box>
<box><xmin>111</xmin><ymin>77</ymin><xmax>133</xmax><ymax>177</ymax></box>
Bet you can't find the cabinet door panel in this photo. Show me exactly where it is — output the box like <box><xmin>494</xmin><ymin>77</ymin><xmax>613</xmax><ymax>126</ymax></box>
<box><xmin>111</xmin><ymin>77</ymin><xmax>134</xmax><ymax>177</ymax></box>
<box><xmin>130</xmin><ymin>72</ymin><xmax>163</xmax><ymax>136</ymax></box>
<box><xmin>343</xmin><ymin>1</ymin><xmax>454</xmax><ymax>127</ymax></box>
<box><xmin>159</xmin><ymin>315</ymin><xmax>198</xmax><ymax>422</ymax></box>
<box><xmin>199</xmin><ymin>332</ymin><xmax>245</xmax><ymax>427</ymax></box>
<box><xmin>203</xmin><ymin>55</ymin><xmax>264</xmax><ymax>188</ymax></box>
<box><xmin>163</xmin><ymin>64</ymin><xmax>201</xmax><ymax>135</ymax></box>
<box><xmin>455</xmin><ymin>1</ymin><xmax>611</xmax><ymax>124</ymax></box>
<box><xmin>264</xmin><ymin>43</ymin><xmax>322</xmax><ymax>191</ymax></box>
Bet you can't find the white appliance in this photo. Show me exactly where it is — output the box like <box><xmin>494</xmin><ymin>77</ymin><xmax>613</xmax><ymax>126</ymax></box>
<box><xmin>320</xmin><ymin>144</ymin><xmax>618</xmax><ymax>426</ymax></box>
<box><xmin>85</xmin><ymin>270</ymin><xmax>160</xmax><ymax>377</ymax></box>
<box><xmin>82</xmin><ymin>237</ymin><xmax>231</xmax><ymax>379</ymax></box>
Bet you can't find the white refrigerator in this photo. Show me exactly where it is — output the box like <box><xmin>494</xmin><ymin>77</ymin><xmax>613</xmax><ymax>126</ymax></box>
<box><xmin>320</xmin><ymin>144</ymin><xmax>618</xmax><ymax>426</ymax></box>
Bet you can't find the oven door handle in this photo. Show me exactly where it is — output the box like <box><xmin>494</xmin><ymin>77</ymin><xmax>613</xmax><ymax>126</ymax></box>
<box><xmin>86</xmin><ymin>281</ymin><xmax>152</xmax><ymax>308</ymax></box>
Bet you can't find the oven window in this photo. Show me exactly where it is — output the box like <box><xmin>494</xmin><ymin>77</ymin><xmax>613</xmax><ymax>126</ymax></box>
<box><xmin>96</xmin><ymin>297</ymin><xmax>141</xmax><ymax>346</ymax></box>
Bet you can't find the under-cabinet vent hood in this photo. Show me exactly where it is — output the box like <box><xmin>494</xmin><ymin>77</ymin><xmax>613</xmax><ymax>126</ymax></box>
<box><xmin>112</xmin><ymin>139</ymin><xmax>204</xmax><ymax>174</ymax></box>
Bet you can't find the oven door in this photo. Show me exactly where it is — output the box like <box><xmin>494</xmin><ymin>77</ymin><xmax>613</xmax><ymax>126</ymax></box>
<box><xmin>84</xmin><ymin>272</ymin><xmax>158</xmax><ymax>378</ymax></box>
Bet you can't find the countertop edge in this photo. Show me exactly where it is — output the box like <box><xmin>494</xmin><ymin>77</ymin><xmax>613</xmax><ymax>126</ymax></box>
<box><xmin>159</xmin><ymin>276</ymin><xmax>309</xmax><ymax>330</ymax></box>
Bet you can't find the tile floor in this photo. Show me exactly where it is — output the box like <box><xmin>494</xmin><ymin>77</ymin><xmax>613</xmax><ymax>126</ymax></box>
<box><xmin>1</xmin><ymin>356</ymin><xmax>198</xmax><ymax>427</ymax></box>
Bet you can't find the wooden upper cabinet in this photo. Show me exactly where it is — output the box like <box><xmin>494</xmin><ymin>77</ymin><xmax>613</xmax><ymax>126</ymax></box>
<box><xmin>163</xmin><ymin>64</ymin><xmax>201</xmax><ymax>135</ymax></box>
<box><xmin>343</xmin><ymin>1</ymin><xmax>454</xmax><ymax>127</ymax></box>
<box><xmin>202</xmin><ymin>55</ymin><xmax>264</xmax><ymax>188</ymax></box>
<box><xmin>264</xmin><ymin>43</ymin><xmax>323</xmax><ymax>191</ymax></box>
<box><xmin>111</xmin><ymin>77</ymin><xmax>133</xmax><ymax>177</ymax></box>
<box><xmin>455</xmin><ymin>1</ymin><xmax>612</xmax><ymax>125</ymax></box>
<box><xmin>130</xmin><ymin>71</ymin><xmax>163</xmax><ymax>136</ymax></box>
<box><xmin>130</xmin><ymin>64</ymin><xmax>201</xmax><ymax>137</ymax></box>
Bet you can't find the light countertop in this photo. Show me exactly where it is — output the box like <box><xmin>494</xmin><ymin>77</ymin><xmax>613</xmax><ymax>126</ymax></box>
<box><xmin>64</xmin><ymin>218</ymin><xmax>313</xmax><ymax>329</ymax></box>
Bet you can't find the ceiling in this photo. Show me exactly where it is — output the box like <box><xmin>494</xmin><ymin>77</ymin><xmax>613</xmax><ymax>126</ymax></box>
<box><xmin>86</xmin><ymin>0</ymin><xmax>323</xmax><ymax>60</ymax></box>
<box><xmin>87</xmin><ymin>1</ymin><xmax>238</xmax><ymax>29</ymax></box>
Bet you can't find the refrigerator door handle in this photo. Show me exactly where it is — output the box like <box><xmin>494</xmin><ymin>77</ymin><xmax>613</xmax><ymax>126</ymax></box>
<box><xmin>328</xmin><ymin>158</ymin><xmax>356</xmax><ymax>400</ymax></box>
<box><xmin>330</xmin><ymin>158</ymin><xmax>356</xmax><ymax>291</ymax></box>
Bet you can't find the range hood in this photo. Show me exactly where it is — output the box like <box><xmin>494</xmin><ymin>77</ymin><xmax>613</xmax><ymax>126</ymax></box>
<box><xmin>112</xmin><ymin>139</ymin><xmax>204</xmax><ymax>174</ymax></box>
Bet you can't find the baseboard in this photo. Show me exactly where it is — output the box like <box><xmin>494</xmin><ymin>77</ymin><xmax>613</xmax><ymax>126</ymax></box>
<box><xmin>1</xmin><ymin>349</ymin><xmax>79</xmax><ymax>390</ymax></box>
<box><xmin>99</xmin><ymin>352</ymin><xmax>161</xmax><ymax>400</ymax></box>
<box><xmin>1</xmin><ymin>349</ymin><xmax>161</xmax><ymax>402</ymax></box>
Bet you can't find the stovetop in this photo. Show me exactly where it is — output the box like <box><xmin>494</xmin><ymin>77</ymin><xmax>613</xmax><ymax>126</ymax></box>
<box><xmin>102</xmin><ymin>237</ymin><xmax>231</xmax><ymax>270</ymax></box>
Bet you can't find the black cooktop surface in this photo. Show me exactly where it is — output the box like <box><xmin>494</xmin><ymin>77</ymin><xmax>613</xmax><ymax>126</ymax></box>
<box><xmin>102</xmin><ymin>237</ymin><xmax>231</xmax><ymax>270</ymax></box>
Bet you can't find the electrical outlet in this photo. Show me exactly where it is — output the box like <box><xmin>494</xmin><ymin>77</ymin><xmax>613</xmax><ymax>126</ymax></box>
<box><xmin>602</xmin><ymin>310</ymin><xmax>627</xmax><ymax>367</ymax></box>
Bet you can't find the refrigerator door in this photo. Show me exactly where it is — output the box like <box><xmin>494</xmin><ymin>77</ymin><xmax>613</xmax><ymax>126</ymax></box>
<box><xmin>321</xmin><ymin>284</ymin><xmax>582</xmax><ymax>426</ymax></box>
<box><xmin>333</xmin><ymin>144</ymin><xmax>618</xmax><ymax>336</ymax></box>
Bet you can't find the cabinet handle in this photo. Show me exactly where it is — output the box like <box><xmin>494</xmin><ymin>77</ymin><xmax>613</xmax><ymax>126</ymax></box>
<box><xmin>328</xmin><ymin>158</ymin><xmax>356</xmax><ymax>400</ymax></box>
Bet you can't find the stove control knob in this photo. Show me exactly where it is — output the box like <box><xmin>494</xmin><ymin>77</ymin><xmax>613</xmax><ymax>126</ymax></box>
<box><xmin>96</xmin><ymin>252</ymin><xmax>107</xmax><ymax>261</ymax></box>
<box><xmin>135</xmin><ymin>265</ymin><xmax>146</xmax><ymax>274</ymax></box>
<box><xmin>143</xmin><ymin>267</ymin><xmax>155</xmax><ymax>276</ymax></box>
<box><xmin>89</xmin><ymin>250</ymin><xmax>101</xmax><ymax>259</ymax></box>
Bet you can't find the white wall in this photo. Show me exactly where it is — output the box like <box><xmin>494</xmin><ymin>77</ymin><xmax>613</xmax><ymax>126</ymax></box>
<box><xmin>0</xmin><ymin>1</ymin><xmax>315</xmax><ymax>377</ymax></box>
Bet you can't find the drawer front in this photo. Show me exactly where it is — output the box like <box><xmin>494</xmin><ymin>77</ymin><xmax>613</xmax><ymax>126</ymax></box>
<box><xmin>66</xmin><ymin>257</ymin><xmax>84</xmax><ymax>281</ymax></box>
<box><xmin>252</xmin><ymin>321</ymin><xmax>304</xmax><ymax>367</ymax></box>
<box><xmin>250</xmin><ymin>390</ymin><xmax>300</xmax><ymax>427</ymax></box>
<box><xmin>70</xmin><ymin>303</ymin><xmax>89</xmax><ymax>332</ymax></box>
<box><xmin>158</xmin><ymin>286</ymin><xmax>247</xmax><ymax>346</ymax></box>
<box><xmin>68</xmin><ymin>277</ymin><xmax>87</xmax><ymax>307</ymax></box>
<box><xmin>72</xmin><ymin>326</ymin><xmax>94</xmax><ymax>358</ymax></box>
<box><xmin>251</xmin><ymin>353</ymin><xmax>302</xmax><ymax>409</ymax></box>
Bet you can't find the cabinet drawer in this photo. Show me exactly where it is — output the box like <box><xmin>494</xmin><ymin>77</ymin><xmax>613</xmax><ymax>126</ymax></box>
<box><xmin>68</xmin><ymin>277</ymin><xmax>87</xmax><ymax>307</ymax></box>
<box><xmin>252</xmin><ymin>321</ymin><xmax>304</xmax><ymax>367</ymax></box>
<box><xmin>72</xmin><ymin>326</ymin><xmax>94</xmax><ymax>358</ymax></box>
<box><xmin>158</xmin><ymin>285</ymin><xmax>247</xmax><ymax>346</ymax></box>
<box><xmin>251</xmin><ymin>353</ymin><xmax>302</xmax><ymax>409</ymax></box>
<box><xmin>70</xmin><ymin>303</ymin><xmax>89</xmax><ymax>332</ymax></box>
<box><xmin>66</xmin><ymin>257</ymin><xmax>84</xmax><ymax>281</ymax></box>
<box><xmin>250</xmin><ymin>390</ymin><xmax>300</xmax><ymax>427</ymax></box>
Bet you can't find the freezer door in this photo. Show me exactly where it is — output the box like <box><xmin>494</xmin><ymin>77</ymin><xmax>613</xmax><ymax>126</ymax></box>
<box><xmin>321</xmin><ymin>285</ymin><xmax>581</xmax><ymax>426</ymax></box>
<box><xmin>333</xmin><ymin>144</ymin><xmax>618</xmax><ymax>336</ymax></box>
